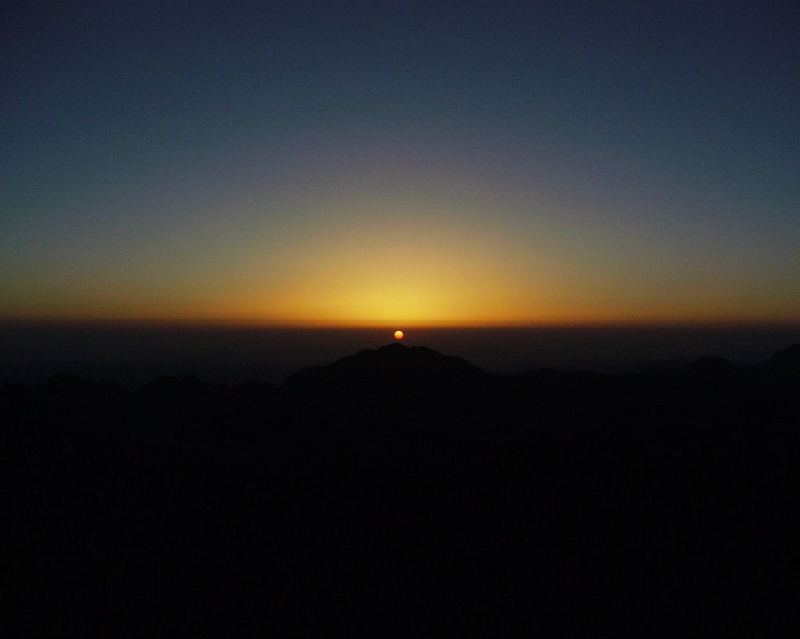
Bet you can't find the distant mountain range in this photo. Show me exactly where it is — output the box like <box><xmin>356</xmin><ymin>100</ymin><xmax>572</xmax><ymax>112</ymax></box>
<box><xmin>286</xmin><ymin>341</ymin><xmax>800</xmax><ymax>391</ymax></box>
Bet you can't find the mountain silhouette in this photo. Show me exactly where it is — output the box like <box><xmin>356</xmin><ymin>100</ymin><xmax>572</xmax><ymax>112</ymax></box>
<box><xmin>6</xmin><ymin>341</ymin><xmax>800</xmax><ymax>636</ymax></box>
<box><xmin>285</xmin><ymin>342</ymin><xmax>491</xmax><ymax>403</ymax></box>
<box><xmin>680</xmin><ymin>355</ymin><xmax>739</xmax><ymax>381</ymax></box>
<box><xmin>762</xmin><ymin>343</ymin><xmax>800</xmax><ymax>383</ymax></box>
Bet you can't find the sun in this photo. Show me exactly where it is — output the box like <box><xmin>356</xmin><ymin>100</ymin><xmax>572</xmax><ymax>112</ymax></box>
<box><xmin>394</xmin><ymin>330</ymin><xmax>404</xmax><ymax>341</ymax></box>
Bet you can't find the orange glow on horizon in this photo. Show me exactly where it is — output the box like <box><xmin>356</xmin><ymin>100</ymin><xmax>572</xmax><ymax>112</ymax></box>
<box><xmin>3</xmin><ymin>209</ymin><xmax>798</xmax><ymax>328</ymax></box>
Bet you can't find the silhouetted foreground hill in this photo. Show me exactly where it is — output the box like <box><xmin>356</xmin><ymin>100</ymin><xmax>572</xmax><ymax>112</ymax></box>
<box><xmin>5</xmin><ymin>344</ymin><xmax>800</xmax><ymax>635</ymax></box>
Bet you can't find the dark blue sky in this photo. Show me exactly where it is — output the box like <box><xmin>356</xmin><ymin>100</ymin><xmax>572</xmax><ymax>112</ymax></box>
<box><xmin>2</xmin><ymin>1</ymin><xmax>798</xmax><ymax>324</ymax></box>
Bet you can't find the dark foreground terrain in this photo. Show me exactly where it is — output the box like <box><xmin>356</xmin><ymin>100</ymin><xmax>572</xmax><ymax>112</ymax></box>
<box><xmin>5</xmin><ymin>343</ymin><xmax>800</xmax><ymax>635</ymax></box>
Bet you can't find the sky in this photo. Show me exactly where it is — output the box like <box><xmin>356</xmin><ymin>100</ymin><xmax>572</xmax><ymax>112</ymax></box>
<box><xmin>1</xmin><ymin>0</ymin><xmax>798</xmax><ymax>326</ymax></box>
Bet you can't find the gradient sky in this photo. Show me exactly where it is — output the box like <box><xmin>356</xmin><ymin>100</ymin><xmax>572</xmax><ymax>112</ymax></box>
<box><xmin>2</xmin><ymin>1</ymin><xmax>798</xmax><ymax>325</ymax></box>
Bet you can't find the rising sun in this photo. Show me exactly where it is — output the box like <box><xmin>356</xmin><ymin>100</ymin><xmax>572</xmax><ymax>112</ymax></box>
<box><xmin>394</xmin><ymin>330</ymin><xmax>404</xmax><ymax>341</ymax></box>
